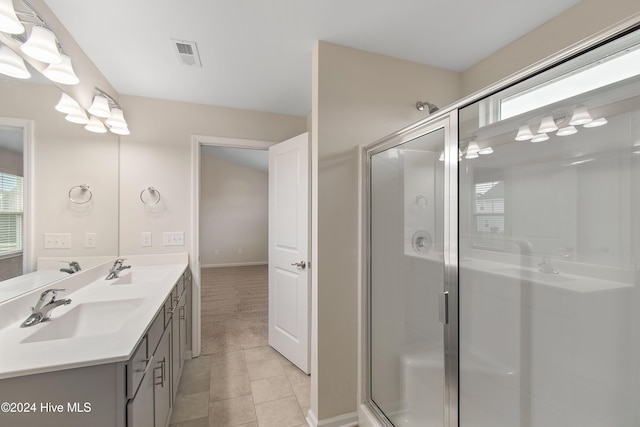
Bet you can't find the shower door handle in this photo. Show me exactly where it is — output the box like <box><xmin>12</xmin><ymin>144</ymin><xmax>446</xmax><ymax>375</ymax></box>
<box><xmin>438</xmin><ymin>291</ymin><xmax>449</xmax><ymax>324</ymax></box>
<box><xmin>291</xmin><ymin>261</ymin><xmax>306</xmax><ymax>269</ymax></box>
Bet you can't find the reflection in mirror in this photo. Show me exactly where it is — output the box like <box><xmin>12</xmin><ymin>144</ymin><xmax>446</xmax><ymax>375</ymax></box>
<box><xmin>0</xmin><ymin>60</ymin><xmax>119</xmax><ymax>303</ymax></box>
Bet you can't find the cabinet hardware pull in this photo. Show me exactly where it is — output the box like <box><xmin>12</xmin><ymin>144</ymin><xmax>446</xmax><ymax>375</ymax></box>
<box><xmin>154</xmin><ymin>357</ymin><xmax>166</xmax><ymax>387</ymax></box>
<box><xmin>179</xmin><ymin>306</ymin><xmax>185</xmax><ymax>320</ymax></box>
<box><xmin>134</xmin><ymin>355</ymin><xmax>154</xmax><ymax>373</ymax></box>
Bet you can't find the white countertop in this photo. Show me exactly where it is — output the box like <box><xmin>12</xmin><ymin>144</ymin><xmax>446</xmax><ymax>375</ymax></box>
<box><xmin>0</xmin><ymin>254</ymin><xmax>188</xmax><ymax>380</ymax></box>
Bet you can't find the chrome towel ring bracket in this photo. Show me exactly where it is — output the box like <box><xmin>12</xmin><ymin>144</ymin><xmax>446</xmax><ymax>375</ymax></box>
<box><xmin>68</xmin><ymin>184</ymin><xmax>92</xmax><ymax>204</ymax></box>
<box><xmin>140</xmin><ymin>187</ymin><xmax>161</xmax><ymax>205</ymax></box>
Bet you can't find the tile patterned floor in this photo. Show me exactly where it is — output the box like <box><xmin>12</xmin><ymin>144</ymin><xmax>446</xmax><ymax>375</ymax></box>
<box><xmin>169</xmin><ymin>265</ymin><xmax>310</xmax><ymax>427</ymax></box>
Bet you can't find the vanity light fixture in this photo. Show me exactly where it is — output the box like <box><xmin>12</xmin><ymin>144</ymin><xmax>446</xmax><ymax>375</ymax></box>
<box><xmin>20</xmin><ymin>25</ymin><xmax>61</xmax><ymax>64</ymax></box>
<box><xmin>88</xmin><ymin>94</ymin><xmax>111</xmax><ymax>118</ymax></box>
<box><xmin>84</xmin><ymin>115</ymin><xmax>107</xmax><ymax>133</ymax></box>
<box><xmin>478</xmin><ymin>146</ymin><xmax>493</xmax><ymax>155</ymax></box>
<box><xmin>538</xmin><ymin>115</ymin><xmax>558</xmax><ymax>133</ymax></box>
<box><xmin>64</xmin><ymin>109</ymin><xmax>89</xmax><ymax>124</ymax></box>
<box><xmin>583</xmin><ymin>117</ymin><xmax>608</xmax><ymax>128</ymax></box>
<box><xmin>0</xmin><ymin>43</ymin><xmax>30</xmax><ymax>78</ymax></box>
<box><xmin>42</xmin><ymin>53</ymin><xmax>79</xmax><ymax>85</ymax></box>
<box><xmin>531</xmin><ymin>133</ymin><xmax>550</xmax><ymax>143</ymax></box>
<box><xmin>438</xmin><ymin>151</ymin><xmax>444</xmax><ymax>161</ymax></box>
<box><xmin>0</xmin><ymin>0</ymin><xmax>25</xmax><ymax>34</ymax></box>
<box><xmin>515</xmin><ymin>125</ymin><xmax>534</xmax><ymax>141</ymax></box>
<box><xmin>556</xmin><ymin>125</ymin><xmax>578</xmax><ymax>136</ymax></box>
<box><xmin>54</xmin><ymin>92</ymin><xmax>82</xmax><ymax>114</ymax></box>
<box><xmin>416</xmin><ymin>101</ymin><xmax>439</xmax><ymax>113</ymax></box>
<box><xmin>465</xmin><ymin>141</ymin><xmax>480</xmax><ymax>159</ymax></box>
<box><xmin>568</xmin><ymin>106</ymin><xmax>593</xmax><ymax>126</ymax></box>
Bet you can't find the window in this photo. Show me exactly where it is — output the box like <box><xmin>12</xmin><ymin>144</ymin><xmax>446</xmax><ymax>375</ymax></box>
<box><xmin>0</xmin><ymin>172</ymin><xmax>23</xmax><ymax>257</ymax></box>
<box><xmin>475</xmin><ymin>180</ymin><xmax>503</xmax><ymax>234</ymax></box>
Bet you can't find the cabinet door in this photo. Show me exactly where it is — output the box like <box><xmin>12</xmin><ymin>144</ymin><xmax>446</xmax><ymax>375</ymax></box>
<box><xmin>171</xmin><ymin>303</ymin><xmax>181</xmax><ymax>400</ymax></box>
<box><xmin>179</xmin><ymin>294</ymin><xmax>187</xmax><ymax>368</ymax></box>
<box><xmin>154</xmin><ymin>328</ymin><xmax>171</xmax><ymax>427</ymax></box>
<box><xmin>127</xmin><ymin>356</ymin><xmax>154</xmax><ymax>427</ymax></box>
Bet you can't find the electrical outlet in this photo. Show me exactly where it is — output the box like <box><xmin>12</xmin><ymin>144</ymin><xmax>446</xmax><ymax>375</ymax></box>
<box><xmin>141</xmin><ymin>232</ymin><xmax>152</xmax><ymax>247</ymax></box>
<box><xmin>84</xmin><ymin>233</ymin><xmax>97</xmax><ymax>248</ymax></box>
<box><xmin>163</xmin><ymin>231</ymin><xmax>184</xmax><ymax>246</ymax></box>
<box><xmin>44</xmin><ymin>233</ymin><xmax>71</xmax><ymax>249</ymax></box>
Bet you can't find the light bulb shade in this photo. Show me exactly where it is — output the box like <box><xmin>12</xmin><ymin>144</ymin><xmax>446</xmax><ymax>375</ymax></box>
<box><xmin>20</xmin><ymin>26</ymin><xmax>62</xmax><ymax>64</ymax></box>
<box><xmin>465</xmin><ymin>151</ymin><xmax>479</xmax><ymax>159</ymax></box>
<box><xmin>109</xmin><ymin>125</ymin><xmax>130</xmax><ymax>136</ymax></box>
<box><xmin>84</xmin><ymin>116</ymin><xmax>107</xmax><ymax>133</ymax></box>
<box><xmin>88</xmin><ymin>95</ymin><xmax>111</xmax><ymax>118</ymax></box>
<box><xmin>54</xmin><ymin>92</ymin><xmax>82</xmax><ymax>114</ymax></box>
<box><xmin>531</xmin><ymin>133</ymin><xmax>550</xmax><ymax>143</ymax></box>
<box><xmin>105</xmin><ymin>108</ymin><xmax>126</xmax><ymax>127</ymax></box>
<box><xmin>557</xmin><ymin>125</ymin><xmax>578</xmax><ymax>136</ymax></box>
<box><xmin>569</xmin><ymin>107</ymin><xmax>593</xmax><ymax>126</ymax></box>
<box><xmin>438</xmin><ymin>151</ymin><xmax>444</xmax><ymax>161</ymax></box>
<box><xmin>466</xmin><ymin>141</ymin><xmax>480</xmax><ymax>153</ymax></box>
<box><xmin>538</xmin><ymin>116</ymin><xmax>558</xmax><ymax>133</ymax></box>
<box><xmin>0</xmin><ymin>44</ymin><xmax>30</xmax><ymax>79</ymax></box>
<box><xmin>0</xmin><ymin>0</ymin><xmax>25</xmax><ymax>34</ymax></box>
<box><xmin>515</xmin><ymin>125</ymin><xmax>534</xmax><ymax>141</ymax></box>
<box><xmin>583</xmin><ymin>117</ymin><xmax>608</xmax><ymax>128</ymax></box>
<box><xmin>478</xmin><ymin>147</ymin><xmax>493</xmax><ymax>155</ymax></box>
<box><xmin>43</xmin><ymin>54</ymin><xmax>79</xmax><ymax>85</ymax></box>
<box><xmin>65</xmin><ymin>109</ymin><xmax>89</xmax><ymax>124</ymax></box>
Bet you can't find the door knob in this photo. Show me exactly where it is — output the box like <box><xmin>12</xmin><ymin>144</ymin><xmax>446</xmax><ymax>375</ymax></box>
<box><xmin>291</xmin><ymin>261</ymin><xmax>306</xmax><ymax>269</ymax></box>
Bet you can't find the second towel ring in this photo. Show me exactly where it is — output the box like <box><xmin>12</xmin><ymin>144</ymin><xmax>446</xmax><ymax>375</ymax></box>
<box><xmin>140</xmin><ymin>187</ymin><xmax>161</xmax><ymax>205</ymax></box>
<box><xmin>69</xmin><ymin>185</ymin><xmax>92</xmax><ymax>204</ymax></box>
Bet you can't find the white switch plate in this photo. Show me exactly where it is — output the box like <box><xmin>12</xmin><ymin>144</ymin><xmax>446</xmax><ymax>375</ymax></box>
<box><xmin>84</xmin><ymin>233</ymin><xmax>97</xmax><ymax>248</ymax></box>
<box><xmin>141</xmin><ymin>232</ymin><xmax>152</xmax><ymax>247</ymax></box>
<box><xmin>163</xmin><ymin>231</ymin><xmax>184</xmax><ymax>246</ymax></box>
<box><xmin>44</xmin><ymin>233</ymin><xmax>71</xmax><ymax>249</ymax></box>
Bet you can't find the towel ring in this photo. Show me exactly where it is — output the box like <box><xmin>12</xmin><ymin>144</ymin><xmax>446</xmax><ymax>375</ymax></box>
<box><xmin>140</xmin><ymin>187</ymin><xmax>161</xmax><ymax>205</ymax></box>
<box><xmin>68</xmin><ymin>185</ymin><xmax>92</xmax><ymax>204</ymax></box>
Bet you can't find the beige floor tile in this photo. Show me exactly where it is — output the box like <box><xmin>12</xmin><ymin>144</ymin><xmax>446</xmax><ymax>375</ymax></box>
<box><xmin>291</xmin><ymin>382</ymin><xmax>310</xmax><ymax>407</ymax></box>
<box><xmin>254</xmin><ymin>396</ymin><xmax>305</xmax><ymax>427</ymax></box>
<box><xmin>169</xmin><ymin>417</ymin><xmax>209</xmax><ymax>427</ymax></box>
<box><xmin>244</xmin><ymin>346</ymin><xmax>279</xmax><ymax>363</ymax></box>
<box><xmin>247</xmin><ymin>358</ymin><xmax>285</xmax><ymax>381</ymax></box>
<box><xmin>250</xmin><ymin>375</ymin><xmax>294</xmax><ymax>404</ymax></box>
<box><xmin>211</xmin><ymin>355</ymin><xmax>248</xmax><ymax>379</ymax></box>
<box><xmin>210</xmin><ymin>350</ymin><xmax>245</xmax><ymax>365</ymax></box>
<box><xmin>236</xmin><ymin>423</ymin><xmax>258</xmax><ymax>427</ymax></box>
<box><xmin>178</xmin><ymin>370</ymin><xmax>211</xmax><ymax>395</ymax></box>
<box><xmin>282</xmin><ymin>365</ymin><xmax>310</xmax><ymax>384</ymax></box>
<box><xmin>209</xmin><ymin>395</ymin><xmax>256</xmax><ymax>427</ymax></box>
<box><xmin>170</xmin><ymin>391</ymin><xmax>210</xmax><ymax>424</ymax></box>
<box><xmin>210</xmin><ymin>373</ymin><xmax>252</xmax><ymax>402</ymax></box>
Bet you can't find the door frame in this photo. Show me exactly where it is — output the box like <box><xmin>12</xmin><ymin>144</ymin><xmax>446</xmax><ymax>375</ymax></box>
<box><xmin>358</xmin><ymin>112</ymin><xmax>459</xmax><ymax>427</ymax></box>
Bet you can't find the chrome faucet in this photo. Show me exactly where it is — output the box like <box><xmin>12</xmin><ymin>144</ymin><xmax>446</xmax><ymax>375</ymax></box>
<box><xmin>60</xmin><ymin>261</ymin><xmax>82</xmax><ymax>274</ymax></box>
<box><xmin>21</xmin><ymin>289</ymin><xmax>72</xmax><ymax>327</ymax></box>
<box><xmin>106</xmin><ymin>258</ymin><xmax>131</xmax><ymax>280</ymax></box>
<box><xmin>538</xmin><ymin>257</ymin><xmax>559</xmax><ymax>274</ymax></box>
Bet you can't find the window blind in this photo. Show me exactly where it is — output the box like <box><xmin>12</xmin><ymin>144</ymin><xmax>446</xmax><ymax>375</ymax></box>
<box><xmin>0</xmin><ymin>172</ymin><xmax>23</xmax><ymax>256</ymax></box>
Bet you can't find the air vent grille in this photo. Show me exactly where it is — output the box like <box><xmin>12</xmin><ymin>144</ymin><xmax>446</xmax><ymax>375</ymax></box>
<box><xmin>170</xmin><ymin>39</ymin><xmax>202</xmax><ymax>67</ymax></box>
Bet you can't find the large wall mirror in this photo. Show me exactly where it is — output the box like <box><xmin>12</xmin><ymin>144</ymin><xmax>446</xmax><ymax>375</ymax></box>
<box><xmin>0</xmin><ymin>61</ymin><xmax>119</xmax><ymax>302</ymax></box>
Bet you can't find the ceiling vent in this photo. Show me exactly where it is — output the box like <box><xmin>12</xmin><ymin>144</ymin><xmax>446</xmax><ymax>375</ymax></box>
<box><xmin>170</xmin><ymin>39</ymin><xmax>202</xmax><ymax>67</ymax></box>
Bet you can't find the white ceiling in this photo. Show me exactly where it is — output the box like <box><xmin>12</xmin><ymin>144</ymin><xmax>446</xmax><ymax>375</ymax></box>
<box><xmin>43</xmin><ymin>0</ymin><xmax>581</xmax><ymax>116</ymax></box>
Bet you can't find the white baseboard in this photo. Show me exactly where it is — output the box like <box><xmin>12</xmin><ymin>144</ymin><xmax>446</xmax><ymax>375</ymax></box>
<box><xmin>306</xmin><ymin>409</ymin><xmax>358</xmax><ymax>427</ymax></box>
<box><xmin>201</xmin><ymin>261</ymin><xmax>268</xmax><ymax>268</ymax></box>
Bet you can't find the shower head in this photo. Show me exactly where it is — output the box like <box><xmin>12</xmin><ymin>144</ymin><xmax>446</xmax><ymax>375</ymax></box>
<box><xmin>416</xmin><ymin>101</ymin><xmax>439</xmax><ymax>113</ymax></box>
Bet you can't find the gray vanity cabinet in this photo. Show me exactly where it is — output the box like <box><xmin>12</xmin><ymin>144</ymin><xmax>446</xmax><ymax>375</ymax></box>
<box><xmin>153</xmin><ymin>327</ymin><xmax>172</xmax><ymax>427</ymax></box>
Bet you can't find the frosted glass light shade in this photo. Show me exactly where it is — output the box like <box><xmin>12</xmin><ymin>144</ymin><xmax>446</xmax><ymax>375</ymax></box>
<box><xmin>43</xmin><ymin>54</ymin><xmax>79</xmax><ymax>85</ymax></box>
<box><xmin>569</xmin><ymin>107</ymin><xmax>593</xmax><ymax>126</ymax></box>
<box><xmin>109</xmin><ymin>125</ymin><xmax>130</xmax><ymax>135</ymax></box>
<box><xmin>20</xmin><ymin>26</ymin><xmax>61</xmax><ymax>64</ymax></box>
<box><xmin>0</xmin><ymin>44</ymin><xmax>30</xmax><ymax>79</ymax></box>
<box><xmin>54</xmin><ymin>92</ymin><xmax>82</xmax><ymax>114</ymax></box>
<box><xmin>65</xmin><ymin>109</ymin><xmax>89</xmax><ymax>124</ymax></box>
<box><xmin>515</xmin><ymin>125</ymin><xmax>534</xmax><ymax>141</ymax></box>
<box><xmin>478</xmin><ymin>147</ymin><xmax>493</xmax><ymax>155</ymax></box>
<box><xmin>105</xmin><ymin>108</ymin><xmax>126</xmax><ymax>127</ymax></box>
<box><xmin>531</xmin><ymin>133</ymin><xmax>550</xmax><ymax>143</ymax></box>
<box><xmin>557</xmin><ymin>125</ymin><xmax>578</xmax><ymax>136</ymax></box>
<box><xmin>538</xmin><ymin>115</ymin><xmax>558</xmax><ymax>133</ymax></box>
<box><xmin>583</xmin><ymin>117</ymin><xmax>608</xmax><ymax>128</ymax></box>
<box><xmin>0</xmin><ymin>0</ymin><xmax>25</xmax><ymax>34</ymax></box>
<box><xmin>84</xmin><ymin>116</ymin><xmax>107</xmax><ymax>133</ymax></box>
<box><xmin>88</xmin><ymin>95</ymin><xmax>111</xmax><ymax>118</ymax></box>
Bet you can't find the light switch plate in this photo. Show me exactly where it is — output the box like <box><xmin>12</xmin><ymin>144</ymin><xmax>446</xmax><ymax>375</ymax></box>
<box><xmin>163</xmin><ymin>231</ymin><xmax>184</xmax><ymax>246</ymax></box>
<box><xmin>141</xmin><ymin>232</ymin><xmax>152</xmax><ymax>247</ymax></box>
<box><xmin>44</xmin><ymin>233</ymin><xmax>71</xmax><ymax>249</ymax></box>
<box><xmin>84</xmin><ymin>233</ymin><xmax>97</xmax><ymax>248</ymax></box>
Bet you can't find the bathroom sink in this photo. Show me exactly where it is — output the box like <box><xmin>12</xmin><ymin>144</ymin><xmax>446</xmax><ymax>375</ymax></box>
<box><xmin>496</xmin><ymin>268</ymin><xmax>575</xmax><ymax>283</ymax></box>
<box><xmin>110</xmin><ymin>266</ymin><xmax>174</xmax><ymax>285</ymax></box>
<box><xmin>21</xmin><ymin>298</ymin><xmax>144</xmax><ymax>343</ymax></box>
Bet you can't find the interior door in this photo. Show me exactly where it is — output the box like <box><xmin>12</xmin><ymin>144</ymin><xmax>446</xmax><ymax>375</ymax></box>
<box><xmin>268</xmin><ymin>132</ymin><xmax>310</xmax><ymax>373</ymax></box>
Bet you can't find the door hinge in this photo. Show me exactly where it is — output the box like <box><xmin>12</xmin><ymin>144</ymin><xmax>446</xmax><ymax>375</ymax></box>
<box><xmin>438</xmin><ymin>291</ymin><xmax>449</xmax><ymax>324</ymax></box>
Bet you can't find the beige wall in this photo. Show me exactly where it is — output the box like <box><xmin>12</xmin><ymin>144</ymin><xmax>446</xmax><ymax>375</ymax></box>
<box><xmin>312</xmin><ymin>41</ymin><xmax>462</xmax><ymax>421</ymax></box>
<box><xmin>117</xmin><ymin>95</ymin><xmax>306</xmax><ymax>257</ymax></box>
<box><xmin>200</xmin><ymin>153</ymin><xmax>268</xmax><ymax>267</ymax></box>
<box><xmin>462</xmin><ymin>0</ymin><xmax>640</xmax><ymax>96</ymax></box>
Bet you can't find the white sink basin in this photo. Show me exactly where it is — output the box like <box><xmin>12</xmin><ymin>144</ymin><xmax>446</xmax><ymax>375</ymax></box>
<box><xmin>109</xmin><ymin>266</ymin><xmax>175</xmax><ymax>285</ymax></box>
<box><xmin>21</xmin><ymin>298</ymin><xmax>144</xmax><ymax>343</ymax></box>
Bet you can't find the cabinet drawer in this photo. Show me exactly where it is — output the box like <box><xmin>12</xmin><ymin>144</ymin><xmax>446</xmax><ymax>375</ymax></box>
<box><xmin>147</xmin><ymin>309</ymin><xmax>165</xmax><ymax>355</ymax></box>
<box><xmin>126</xmin><ymin>336</ymin><xmax>149</xmax><ymax>399</ymax></box>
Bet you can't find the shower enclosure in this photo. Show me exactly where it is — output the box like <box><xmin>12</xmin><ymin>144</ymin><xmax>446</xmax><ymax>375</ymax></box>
<box><xmin>362</xmin><ymin>21</ymin><xmax>640</xmax><ymax>427</ymax></box>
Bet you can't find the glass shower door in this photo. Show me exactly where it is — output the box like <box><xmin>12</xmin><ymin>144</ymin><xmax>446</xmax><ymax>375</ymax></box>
<box><xmin>368</xmin><ymin>118</ymin><xmax>453</xmax><ymax>427</ymax></box>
